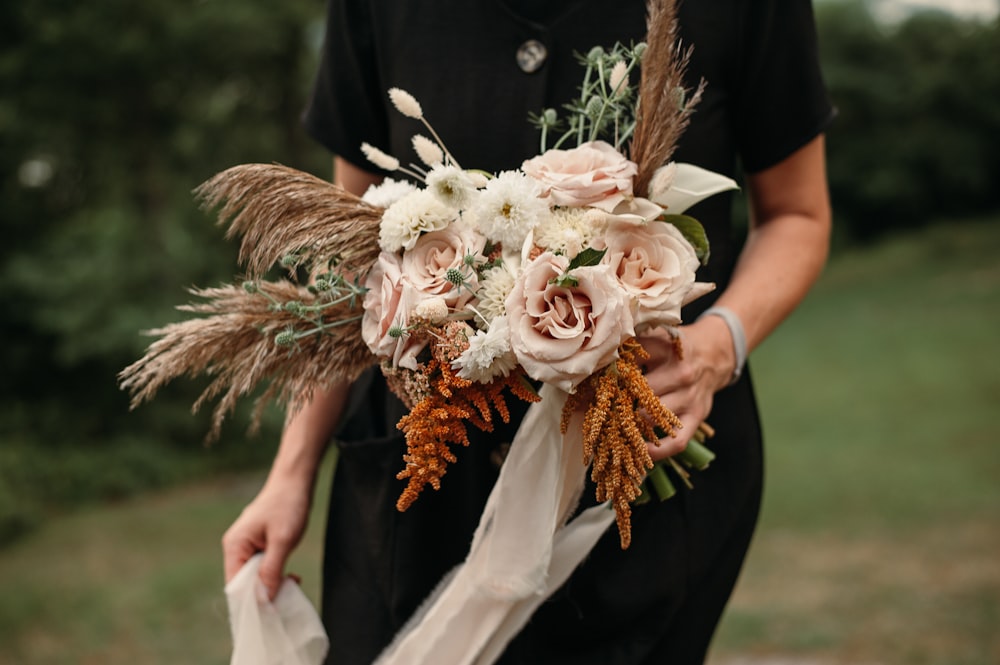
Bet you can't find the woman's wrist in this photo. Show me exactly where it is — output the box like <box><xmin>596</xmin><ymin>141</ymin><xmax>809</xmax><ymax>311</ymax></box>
<box><xmin>687</xmin><ymin>313</ymin><xmax>740</xmax><ymax>391</ymax></box>
<box><xmin>697</xmin><ymin>306</ymin><xmax>747</xmax><ymax>386</ymax></box>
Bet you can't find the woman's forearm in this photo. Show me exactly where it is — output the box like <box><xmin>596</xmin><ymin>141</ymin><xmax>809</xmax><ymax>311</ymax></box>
<box><xmin>264</xmin><ymin>383</ymin><xmax>352</xmax><ymax>488</ymax></box>
<box><xmin>263</xmin><ymin>159</ymin><xmax>382</xmax><ymax>489</ymax></box>
<box><xmin>711</xmin><ymin>135</ymin><xmax>832</xmax><ymax>354</ymax></box>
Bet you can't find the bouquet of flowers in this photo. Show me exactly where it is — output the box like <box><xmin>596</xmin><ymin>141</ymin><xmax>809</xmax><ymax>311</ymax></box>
<box><xmin>355</xmin><ymin>77</ymin><xmax>737</xmax><ymax>547</ymax></box>
<box><xmin>119</xmin><ymin>0</ymin><xmax>736</xmax><ymax>554</ymax></box>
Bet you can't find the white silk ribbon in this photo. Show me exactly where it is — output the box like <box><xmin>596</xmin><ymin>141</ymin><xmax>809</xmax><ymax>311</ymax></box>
<box><xmin>225</xmin><ymin>553</ymin><xmax>329</xmax><ymax>665</ymax></box>
<box><xmin>374</xmin><ymin>383</ymin><xmax>615</xmax><ymax>665</ymax></box>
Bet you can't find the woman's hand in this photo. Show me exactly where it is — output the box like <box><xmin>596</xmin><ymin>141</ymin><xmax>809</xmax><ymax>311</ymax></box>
<box><xmin>638</xmin><ymin>316</ymin><xmax>735</xmax><ymax>462</ymax></box>
<box><xmin>639</xmin><ymin>134</ymin><xmax>833</xmax><ymax>463</ymax></box>
<box><xmin>222</xmin><ymin>474</ymin><xmax>313</xmax><ymax>600</ymax></box>
<box><xmin>218</xmin><ymin>160</ymin><xmax>375</xmax><ymax>602</ymax></box>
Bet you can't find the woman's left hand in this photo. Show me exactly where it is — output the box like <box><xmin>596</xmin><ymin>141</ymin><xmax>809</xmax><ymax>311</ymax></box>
<box><xmin>637</xmin><ymin>316</ymin><xmax>735</xmax><ymax>462</ymax></box>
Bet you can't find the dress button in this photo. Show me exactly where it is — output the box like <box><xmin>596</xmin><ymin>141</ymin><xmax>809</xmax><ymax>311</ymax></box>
<box><xmin>516</xmin><ymin>39</ymin><xmax>548</xmax><ymax>73</ymax></box>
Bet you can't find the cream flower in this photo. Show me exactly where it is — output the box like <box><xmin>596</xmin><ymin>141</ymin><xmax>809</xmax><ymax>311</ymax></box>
<box><xmin>361</xmin><ymin>178</ymin><xmax>418</xmax><ymax>208</ymax></box>
<box><xmin>469</xmin><ymin>170</ymin><xmax>549</xmax><ymax>250</ymax></box>
<box><xmin>466</xmin><ymin>171</ymin><xmax>490</xmax><ymax>189</ymax></box>
<box><xmin>648</xmin><ymin>162</ymin><xmax>677</xmax><ymax>200</ymax></box>
<box><xmin>506</xmin><ymin>252</ymin><xmax>634</xmax><ymax>392</ymax></box>
<box><xmin>413</xmin><ymin>296</ymin><xmax>449</xmax><ymax>323</ymax></box>
<box><xmin>605</xmin><ymin>195</ymin><xmax>664</xmax><ymax>223</ymax></box>
<box><xmin>360</xmin><ymin>142</ymin><xmax>400</xmax><ymax>172</ymax></box>
<box><xmin>388</xmin><ymin>87</ymin><xmax>423</xmax><ymax>119</ymax></box>
<box><xmin>648</xmin><ymin>162</ymin><xmax>739</xmax><ymax>214</ymax></box>
<box><xmin>609</xmin><ymin>61</ymin><xmax>629</xmax><ymax>97</ymax></box>
<box><xmin>426</xmin><ymin>164</ymin><xmax>476</xmax><ymax>210</ymax></box>
<box><xmin>596</xmin><ymin>217</ymin><xmax>714</xmax><ymax>331</ymax></box>
<box><xmin>412</xmin><ymin>134</ymin><xmax>444</xmax><ymax>166</ymax></box>
<box><xmin>520</xmin><ymin>140</ymin><xmax>637</xmax><ymax>213</ymax></box>
<box><xmin>361</xmin><ymin>251</ymin><xmax>428</xmax><ymax>370</ymax></box>
<box><xmin>533</xmin><ymin>206</ymin><xmax>607</xmax><ymax>257</ymax></box>
<box><xmin>474</xmin><ymin>263</ymin><xmax>517</xmax><ymax>325</ymax></box>
<box><xmin>400</xmin><ymin>221</ymin><xmax>482</xmax><ymax>308</ymax></box>
<box><xmin>379</xmin><ymin>189</ymin><xmax>456</xmax><ymax>252</ymax></box>
<box><xmin>453</xmin><ymin>316</ymin><xmax>518</xmax><ymax>383</ymax></box>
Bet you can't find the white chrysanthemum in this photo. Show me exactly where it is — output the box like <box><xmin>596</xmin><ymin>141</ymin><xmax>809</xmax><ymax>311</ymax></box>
<box><xmin>426</xmin><ymin>164</ymin><xmax>476</xmax><ymax>210</ymax></box>
<box><xmin>533</xmin><ymin>207</ymin><xmax>608</xmax><ymax>257</ymax></box>
<box><xmin>379</xmin><ymin>189</ymin><xmax>455</xmax><ymax>252</ymax></box>
<box><xmin>454</xmin><ymin>317</ymin><xmax>518</xmax><ymax>383</ymax></box>
<box><xmin>413</xmin><ymin>296</ymin><xmax>449</xmax><ymax>323</ymax></box>
<box><xmin>475</xmin><ymin>263</ymin><xmax>517</xmax><ymax>324</ymax></box>
<box><xmin>361</xmin><ymin>178</ymin><xmax>418</xmax><ymax>208</ymax></box>
<box><xmin>469</xmin><ymin>170</ymin><xmax>549</xmax><ymax>249</ymax></box>
<box><xmin>360</xmin><ymin>142</ymin><xmax>399</xmax><ymax>172</ymax></box>
<box><xmin>411</xmin><ymin>134</ymin><xmax>444</xmax><ymax>167</ymax></box>
<box><xmin>388</xmin><ymin>87</ymin><xmax>423</xmax><ymax>119</ymax></box>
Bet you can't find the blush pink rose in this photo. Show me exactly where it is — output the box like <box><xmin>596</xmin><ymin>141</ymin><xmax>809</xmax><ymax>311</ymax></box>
<box><xmin>400</xmin><ymin>222</ymin><xmax>482</xmax><ymax>309</ymax></box>
<box><xmin>362</xmin><ymin>251</ymin><xmax>427</xmax><ymax>369</ymax></box>
<box><xmin>505</xmin><ymin>251</ymin><xmax>634</xmax><ymax>392</ymax></box>
<box><xmin>521</xmin><ymin>140</ymin><xmax>637</xmax><ymax>212</ymax></box>
<box><xmin>596</xmin><ymin>218</ymin><xmax>715</xmax><ymax>331</ymax></box>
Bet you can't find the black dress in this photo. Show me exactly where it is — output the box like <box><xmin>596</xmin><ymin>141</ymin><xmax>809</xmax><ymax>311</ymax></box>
<box><xmin>302</xmin><ymin>2</ymin><xmax>834</xmax><ymax>663</ymax></box>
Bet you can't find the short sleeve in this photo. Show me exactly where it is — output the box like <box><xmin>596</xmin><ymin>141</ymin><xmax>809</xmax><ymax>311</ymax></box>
<box><xmin>734</xmin><ymin>0</ymin><xmax>836</xmax><ymax>173</ymax></box>
<box><xmin>302</xmin><ymin>0</ymin><xmax>388</xmax><ymax>170</ymax></box>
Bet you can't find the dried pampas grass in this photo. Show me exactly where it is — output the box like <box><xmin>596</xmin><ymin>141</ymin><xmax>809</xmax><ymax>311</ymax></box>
<box><xmin>630</xmin><ymin>0</ymin><xmax>705</xmax><ymax>197</ymax></box>
<box><xmin>196</xmin><ymin>164</ymin><xmax>384</xmax><ymax>278</ymax></box>
<box><xmin>119</xmin><ymin>281</ymin><xmax>374</xmax><ymax>440</ymax></box>
<box><xmin>120</xmin><ymin>163</ymin><xmax>387</xmax><ymax>438</ymax></box>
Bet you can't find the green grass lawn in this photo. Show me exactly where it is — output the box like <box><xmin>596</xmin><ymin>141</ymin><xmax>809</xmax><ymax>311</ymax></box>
<box><xmin>710</xmin><ymin>218</ymin><xmax>1000</xmax><ymax>665</ymax></box>
<box><xmin>1</xmin><ymin>219</ymin><xmax>997</xmax><ymax>665</ymax></box>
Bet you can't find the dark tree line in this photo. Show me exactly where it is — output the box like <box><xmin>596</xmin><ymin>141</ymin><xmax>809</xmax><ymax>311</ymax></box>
<box><xmin>0</xmin><ymin>0</ymin><xmax>329</xmax><ymax>539</ymax></box>
<box><xmin>818</xmin><ymin>2</ymin><xmax>1000</xmax><ymax>239</ymax></box>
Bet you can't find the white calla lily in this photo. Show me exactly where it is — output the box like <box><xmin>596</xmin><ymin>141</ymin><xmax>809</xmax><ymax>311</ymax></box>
<box><xmin>649</xmin><ymin>163</ymin><xmax>739</xmax><ymax>214</ymax></box>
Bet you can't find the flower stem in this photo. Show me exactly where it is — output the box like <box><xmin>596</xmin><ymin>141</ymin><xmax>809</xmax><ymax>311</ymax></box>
<box><xmin>676</xmin><ymin>440</ymin><xmax>715</xmax><ymax>471</ymax></box>
<box><xmin>647</xmin><ymin>463</ymin><xmax>676</xmax><ymax>501</ymax></box>
<box><xmin>421</xmin><ymin>118</ymin><xmax>461</xmax><ymax>170</ymax></box>
<box><xmin>667</xmin><ymin>456</ymin><xmax>693</xmax><ymax>490</ymax></box>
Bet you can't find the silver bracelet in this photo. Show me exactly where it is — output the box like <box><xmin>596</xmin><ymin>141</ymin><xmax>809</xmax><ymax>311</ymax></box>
<box><xmin>698</xmin><ymin>306</ymin><xmax>747</xmax><ymax>385</ymax></box>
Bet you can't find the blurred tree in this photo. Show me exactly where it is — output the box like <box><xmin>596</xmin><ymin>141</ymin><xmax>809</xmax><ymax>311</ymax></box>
<box><xmin>0</xmin><ymin>0</ymin><xmax>329</xmax><ymax>530</ymax></box>
<box><xmin>817</xmin><ymin>1</ymin><xmax>1000</xmax><ymax>239</ymax></box>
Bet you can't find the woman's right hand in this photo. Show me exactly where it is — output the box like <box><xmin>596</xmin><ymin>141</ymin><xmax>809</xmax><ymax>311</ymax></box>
<box><xmin>217</xmin><ymin>164</ymin><xmax>370</xmax><ymax>601</ymax></box>
<box><xmin>222</xmin><ymin>475</ymin><xmax>313</xmax><ymax>600</ymax></box>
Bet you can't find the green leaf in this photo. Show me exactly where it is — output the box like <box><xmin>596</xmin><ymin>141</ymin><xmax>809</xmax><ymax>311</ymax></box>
<box><xmin>660</xmin><ymin>214</ymin><xmax>711</xmax><ymax>266</ymax></box>
<box><xmin>566</xmin><ymin>247</ymin><xmax>607</xmax><ymax>271</ymax></box>
<box><xmin>549</xmin><ymin>274</ymin><xmax>580</xmax><ymax>288</ymax></box>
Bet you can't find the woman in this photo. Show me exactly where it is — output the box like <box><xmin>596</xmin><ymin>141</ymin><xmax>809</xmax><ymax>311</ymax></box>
<box><xmin>223</xmin><ymin>1</ymin><xmax>834</xmax><ymax>662</ymax></box>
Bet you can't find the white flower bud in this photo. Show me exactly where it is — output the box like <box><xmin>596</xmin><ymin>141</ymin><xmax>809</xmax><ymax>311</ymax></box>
<box><xmin>648</xmin><ymin>162</ymin><xmax>678</xmax><ymax>202</ymax></box>
<box><xmin>360</xmin><ymin>142</ymin><xmax>400</xmax><ymax>172</ymax></box>
<box><xmin>609</xmin><ymin>61</ymin><xmax>629</xmax><ymax>97</ymax></box>
<box><xmin>411</xmin><ymin>134</ymin><xmax>444</xmax><ymax>166</ymax></box>
<box><xmin>466</xmin><ymin>171</ymin><xmax>489</xmax><ymax>189</ymax></box>
<box><xmin>413</xmin><ymin>297</ymin><xmax>449</xmax><ymax>323</ymax></box>
<box><xmin>388</xmin><ymin>87</ymin><xmax>423</xmax><ymax>119</ymax></box>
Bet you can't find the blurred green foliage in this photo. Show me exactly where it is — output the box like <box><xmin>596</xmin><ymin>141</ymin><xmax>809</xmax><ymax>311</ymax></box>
<box><xmin>1</xmin><ymin>1</ymin><xmax>998</xmax><ymax>543</ymax></box>
<box><xmin>817</xmin><ymin>2</ymin><xmax>1000</xmax><ymax>239</ymax></box>
<box><xmin>0</xmin><ymin>0</ymin><xmax>329</xmax><ymax>542</ymax></box>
